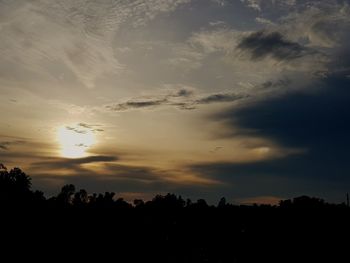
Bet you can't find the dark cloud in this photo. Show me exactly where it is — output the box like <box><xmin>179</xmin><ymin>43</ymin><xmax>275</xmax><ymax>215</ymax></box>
<box><xmin>237</xmin><ymin>31</ymin><xmax>315</xmax><ymax>61</ymax></box>
<box><xmin>196</xmin><ymin>93</ymin><xmax>248</xmax><ymax>104</ymax></box>
<box><xmin>170</xmin><ymin>88</ymin><xmax>195</xmax><ymax>97</ymax></box>
<box><xmin>31</xmin><ymin>171</ymin><xmax>167</xmax><ymax>199</ymax></box>
<box><xmin>31</xmin><ymin>164</ymin><xmax>222</xmax><ymax>203</ymax></box>
<box><xmin>66</xmin><ymin>123</ymin><xmax>104</xmax><ymax>134</ymax></box>
<box><xmin>260</xmin><ymin>78</ymin><xmax>291</xmax><ymax>89</ymax></box>
<box><xmin>168</xmin><ymin>102</ymin><xmax>197</xmax><ymax>110</ymax></box>
<box><xmin>66</xmin><ymin>126</ymin><xmax>87</xmax><ymax>134</ymax></box>
<box><xmin>77</xmin><ymin>123</ymin><xmax>94</xmax><ymax>129</ymax></box>
<box><xmin>102</xmin><ymin>163</ymin><xmax>163</xmax><ymax>182</ymax></box>
<box><xmin>33</xmin><ymin>161</ymin><xmax>161</xmax><ymax>183</ymax></box>
<box><xmin>29</xmin><ymin>156</ymin><xmax>221</xmax><ymax>202</ymax></box>
<box><xmin>205</xmin><ymin>71</ymin><xmax>350</xmax><ymax>202</ymax></box>
<box><xmin>77</xmin><ymin>123</ymin><xmax>104</xmax><ymax>132</ymax></box>
<box><xmin>30</xmin><ymin>156</ymin><xmax>180</xmax><ymax>193</ymax></box>
<box><xmin>111</xmin><ymin>99</ymin><xmax>169</xmax><ymax>111</ymax></box>
<box><xmin>106</xmin><ymin>99</ymin><xmax>167</xmax><ymax>111</ymax></box>
<box><xmin>187</xmin><ymin>158</ymin><xmax>344</xmax><ymax>203</ymax></box>
<box><xmin>75</xmin><ymin>143</ymin><xmax>88</xmax><ymax>148</ymax></box>
<box><xmin>31</xmin><ymin>161</ymin><xmax>185</xmax><ymax>199</ymax></box>
<box><xmin>32</xmin><ymin>155</ymin><xmax>118</xmax><ymax>170</ymax></box>
<box><xmin>115</xmin><ymin>99</ymin><xmax>167</xmax><ymax>110</ymax></box>
<box><xmin>106</xmin><ymin>90</ymin><xmax>247</xmax><ymax>112</ymax></box>
<box><xmin>218</xmin><ymin>74</ymin><xmax>350</xmax><ymax>149</ymax></box>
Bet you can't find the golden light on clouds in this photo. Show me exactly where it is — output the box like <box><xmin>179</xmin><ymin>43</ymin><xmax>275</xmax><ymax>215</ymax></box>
<box><xmin>57</xmin><ymin>126</ymin><xmax>95</xmax><ymax>158</ymax></box>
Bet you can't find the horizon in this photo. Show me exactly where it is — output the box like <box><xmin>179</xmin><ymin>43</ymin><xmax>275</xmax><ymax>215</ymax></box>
<box><xmin>2</xmin><ymin>163</ymin><xmax>347</xmax><ymax>207</ymax></box>
<box><xmin>1</xmin><ymin>0</ymin><xmax>350</xmax><ymax>205</ymax></box>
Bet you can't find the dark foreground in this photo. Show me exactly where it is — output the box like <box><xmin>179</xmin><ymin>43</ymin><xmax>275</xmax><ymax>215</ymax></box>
<box><xmin>1</xmin><ymin>166</ymin><xmax>349</xmax><ymax>262</ymax></box>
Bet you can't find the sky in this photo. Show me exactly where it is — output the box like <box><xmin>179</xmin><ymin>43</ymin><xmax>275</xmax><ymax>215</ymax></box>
<box><xmin>1</xmin><ymin>0</ymin><xmax>350</xmax><ymax>204</ymax></box>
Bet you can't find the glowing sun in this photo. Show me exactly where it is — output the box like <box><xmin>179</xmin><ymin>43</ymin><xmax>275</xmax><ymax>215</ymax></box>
<box><xmin>57</xmin><ymin>125</ymin><xmax>95</xmax><ymax>158</ymax></box>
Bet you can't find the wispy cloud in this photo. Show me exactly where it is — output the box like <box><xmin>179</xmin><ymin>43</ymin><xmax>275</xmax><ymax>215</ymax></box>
<box><xmin>32</xmin><ymin>155</ymin><xmax>118</xmax><ymax>171</ymax></box>
<box><xmin>255</xmin><ymin>17</ymin><xmax>276</xmax><ymax>26</ymax></box>
<box><xmin>65</xmin><ymin>123</ymin><xmax>104</xmax><ymax>134</ymax></box>
<box><xmin>30</xmin><ymin>156</ymin><xmax>218</xmax><ymax>199</ymax></box>
<box><xmin>0</xmin><ymin>140</ymin><xmax>26</xmax><ymax>151</ymax></box>
<box><xmin>189</xmin><ymin>29</ymin><xmax>239</xmax><ymax>54</ymax></box>
<box><xmin>0</xmin><ymin>143</ymin><xmax>10</xmax><ymax>150</ymax></box>
<box><xmin>105</xmin><ymin>88</ymin><xmax>248</xmax><ymax>112</ymax></box>
<box><xmin>0</xmin><ymin>0</ymin><xmax>193</xmax><ymax>89</ymax></box>
<box><xmin>242</xmin><ymin>0</ymin><xmax>296</xmax><ymax>12</ymax></box>
<box><xmin>30</xmin><ymin>158</ymin><xmax>170</xmax><ymax>196</ymax></box>
<box><xmin>279</xmin><ymin>1</ymin><xmax>350</xmax><ymax>48</ymax></box>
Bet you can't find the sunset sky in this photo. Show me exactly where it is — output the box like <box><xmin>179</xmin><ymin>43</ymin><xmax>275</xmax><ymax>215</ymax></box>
<box><xmin>1</xmin><ymin>0</ymin><xmax>350</xmax><ymax>204</ymax></box>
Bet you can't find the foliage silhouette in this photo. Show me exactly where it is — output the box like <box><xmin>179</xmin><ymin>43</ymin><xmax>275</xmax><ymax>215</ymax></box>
<box><xmin>0</xmin><ymin>163</ymin><xmax>349</xmax><ymax>262</ymax></box>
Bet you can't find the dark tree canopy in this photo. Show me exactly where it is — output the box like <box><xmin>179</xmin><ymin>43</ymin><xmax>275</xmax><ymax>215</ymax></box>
<box><xmin>0</xmin><ymin>164</ymin><xmax>349</xmax><ymax>263</ymax></box>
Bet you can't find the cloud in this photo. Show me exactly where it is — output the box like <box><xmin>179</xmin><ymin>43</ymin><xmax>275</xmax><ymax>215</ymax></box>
<box><xmin>209</xmin><ymin>20</ymin><xmax>226</xmax><ymax>27</ymax></box>
<box><xmin>102</xmin><ymin>163</ymin><xmax>164</xmax><ymax>182</ymax></box>
<box><xmin>29</xmin><ymin>158</ymin><xmax>216</xmax><ymax>199</ymax></box>
<box><xmin>0</xmin><ymin>144</ymin><xmax>9</xmax><ymax>150</ymax></box>
<box><xmin>279</xmin><ymin>1</ymin><xmax>350</xmax><ymax>48</ymax></box>
<box><xmin>210</xmin><ymin>146</ymin><xmax>223</xmax><ymax>154</ymax></box>
<box><xmin>177</xmin><ymin>26</ymin><xmax>326</xmax><ymax>89</ymax></box>
<box><xmin>237</xmin><ymin>31</ymin><xmax>316</xmax><ymax>61</ymax></box>
<box><xmin>169</xmin><ymin>88</ymin><xmax>195</xmax><ymax>98</ymax></box>
<box><xmin>32</xmin><ymin>155</ymin><xmax>118</xmax><ymax>170</ymax></box>
<box><xmin>189</xmin><ymin>29</ymin><xmax>239</xmax><ymax>54</ymax></box>
<box><xmin>31</xmin><ymin>155</ymin><xmax>191</xmax><ymax>188</ymax></box>
<box><xmin>186</xmin><ymin>152</ymin><xmax>348</xmax><ymax>203</ymax></box>
<box><xmin>241</xmin><ymin>0</ymin><xmax>296</xmax><ymax>12</ymax></box>
<box><xmin>106</xmin><ymin>98</ymin><xmax>168</xmax><ymax>111</ymax></box>
<box><xmin>66</xmin><ymin>155</ymin><xmax>117</xmax><ymax>164</ymax></box>
<box><xmin>181</xmin><ymin>0</ymin><xmax>350</xmax><ymax>203</ymax></box>
<box><xmin>31</xmin><ymin>162</ymin><xmax>222</xmax><ymax>202</ymax></box>
<box><xmin>200</xmin><ymin>70</ymin><xmax>350</xmax><ymax>202</ymax></box>
<box><xmin>245</xmin><ymin>1</ymin><xmax>350</xmax><ymax>50</ymax></box>
<box><xmin>255</xmin><ymin>17</ymin><xmax>276</xmax><ymax>26</ymax></box>
<box><xmin>0</xmin><ymin>0</ymin><xmax>193</xmax><ymax>89</ymax></box>
<box><xmin>0</xmin><ymin>142</ymin><xmax>11</xmax><ymax>150</ymax></box>
<box><xmin>196</xmin><ymin>93</ymin><xmax>248</xmax><ymax>104</ymax></box>
<box><xmin>31</xmin><ymin>162</ymin><xmax>168</xmax><ymax>197</ymax></box>
<box><xmin>66</xmin><ymin>123</ymin><xmax>104</xmax><ymax>134</ymax></box>
<box><xmin>217</xmin><ymin>73</ymin><xmax>350</xmax><ymax>148</ymax></box>
<box><xmin>0</xmin><ymin>140</ymin><xmax>26</xmax><ymax>151</ymax></box>
<box><xmin>105</xmin><ymin>88</ymin><xmax>248</xmax><ymax>112</ymax></box>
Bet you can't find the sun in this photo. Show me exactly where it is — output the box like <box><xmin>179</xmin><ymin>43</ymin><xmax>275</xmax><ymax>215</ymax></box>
<box><xmin>57</xmin><ymin>125</ymin><xmax>95</xmax><ymax>158</ymax></box>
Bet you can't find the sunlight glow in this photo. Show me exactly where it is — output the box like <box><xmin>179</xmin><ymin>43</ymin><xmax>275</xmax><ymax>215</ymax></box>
<box><xmin>57</xmin><ymin>126</ymin><xmax>95</xmax><ymax>158</ymax></box>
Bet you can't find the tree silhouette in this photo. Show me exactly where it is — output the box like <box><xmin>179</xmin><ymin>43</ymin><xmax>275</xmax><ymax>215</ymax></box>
<box><xmin>73</xmin><ymin>189</ymin><xmax>88</xmax><ymax>206</ymax></box>
<box><xmin>0</xmin><ymin>164</ymin><xmax>349</xmax><ymax>263</ymax></box>
<box><xmin>57</xmin><ymin>184</ymin><xmax>76</xmax><ymax>205</ymax></box>
<box><xmin>218</xmin><ymin>197</ymin><xmax>227</xmax><ymax>208</ymax></box>
<box><xmin>9</xmin><ymin>167</ymin><xmax>31</xmax><ymax>191</ymax></box>
<box><xmin>134</xmin><ymin>199</ymin><xmax>145</xmax><ymax>208</ymax></box>
<box><xmin>0</xmin><ymin>165</ymin><xmax>32</xmax><ymax>203</ymax></box>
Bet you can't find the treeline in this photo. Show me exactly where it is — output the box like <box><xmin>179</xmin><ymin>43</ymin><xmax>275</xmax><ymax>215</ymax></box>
<box><xmin>1</xmin><ymin>165</ymin><xmax>349</xmax><ymax>262</ymax></box>
<box><xmin>0</xmin><ymin>165</ymin><xmax>347</xmax><ymax>209</ymax></box>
